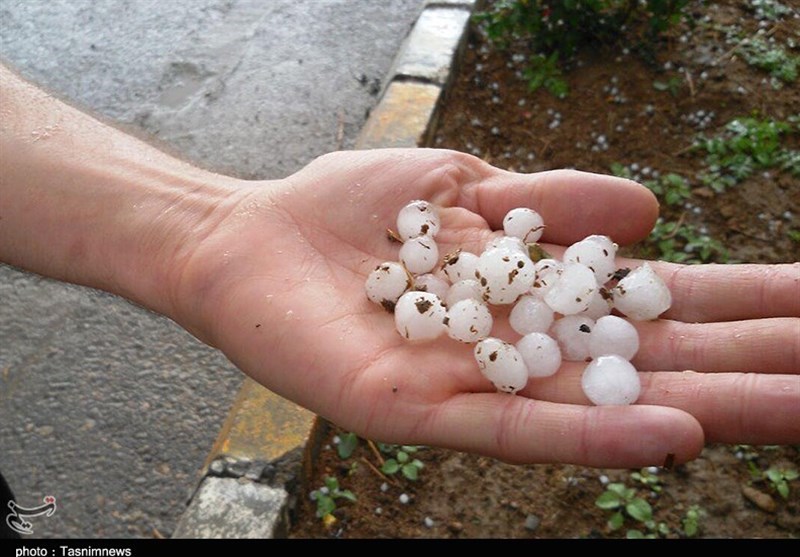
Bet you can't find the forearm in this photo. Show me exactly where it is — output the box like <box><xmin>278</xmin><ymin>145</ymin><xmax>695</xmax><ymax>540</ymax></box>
<box><xmin>0</xmin><ymin>64</ymin><xmax>243</xmax><ymax>318</ymax></box>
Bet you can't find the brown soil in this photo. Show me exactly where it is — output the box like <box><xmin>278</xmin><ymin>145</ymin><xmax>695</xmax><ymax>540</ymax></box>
<box><xmin>290</xmin><ymin>0</ymin><xmax>799</xmax><ymax>539</ymax></box>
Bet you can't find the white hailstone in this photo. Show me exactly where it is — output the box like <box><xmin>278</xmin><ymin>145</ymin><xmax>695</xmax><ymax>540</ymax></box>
<box><xmin>397</xmin><ymin>200</ymin><xmax>441</xmax><ymax>240</ymax></box>
<box><xmin>474</xmin><ymin>338</ymin><xmax>529</xmax><ymax>394</ymax></box>
<box><xmin>544</xmin><ymin>262</ymin><xmax>597</xmax><ymax>315</ymax></box>
<box><xmin>581</xmin><ymin>355</ymin><xmax>641</xmax><ymax>406</ymax></box>
<box><xmin>413</xmin><ymin>273</ymin><xmax>449</xmax><ymax>300</ymax></box>
<box><xmin>446</xmin><ymin>279</ymin><xmax>483</xmax><ymax>307</ymax></box>
<box><xmin>589</xmin><ymin>315</ymin><xmax>640</xmax><ymax>360</ymax></box>
<box><xmin>399</xmin><ymin>236</ymin><xmax>439</xmax><ymax>275</ymax></box>
<box><xmin>612</xmin><ymin>263</ymin><xmax>672</xmax><ymax>321</ymax></box>
<box><xmin>563</xmin><ymin>236</ymin><xmax>617</xmax><ymax>284</ymax></box>
<box><xmin>516</xmin><ymin>333</ymin><xmax>562</xmax><ymax>378</ymax></box>
<box><xmin>394</xmin><ymin>291</ymin><xmax>447</xmax><ymax>341</ymax></box>
<box><xmin>578</xmin><ymin>288</ymin><xmax>613</xmax><ymax>320</ymax></box>
<box><xmin>485</xmin><ymin>235</ymin><xmax>527</xmax><ymax>254</ymax></box>
<box><xmin>503</xmin><ymin>208</ymin><xmax>545</xmax><ymax>243</ymax></box>
<box><xmin>530</xmin><ymin>259</ymin><xmax>563</xmax><ymax>298</ymax></box>
<box><xmin>509</xmin><ymin>295</ymin><xmax>554</xmax><ymax>335</ymax></box>
<box><xmin>365</xmin><ymin>261</ymin><xmax>411</xmax><ymax>311</ymax></box>
<box><xmin>475</xmin><ymin>248</ymin><xmax>536</xmax><ymax>305</ymax></box>
<box><xmin>442</xmin><ymin>250</ymin><xmax>479</xmax><ymax>283</ymax></box>
<box><xmin>550</xmin><ymin>315</ymin><xmax>595</xmax><ymax>361</ymax></box>
<box><xmin>446</xmin><ymin>299</ymin><xmax>493</xmax><ymax>343</ymax></box>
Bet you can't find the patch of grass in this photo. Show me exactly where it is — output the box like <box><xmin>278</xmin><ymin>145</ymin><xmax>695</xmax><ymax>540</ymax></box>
<box><xmin>524</xmin><ymin>52</ymin><xmax>569</xmax><ymax>97</ymax></box>
<box><xmin>310</xmin><ymin>476</ymin><xmax>357</xmax><ymax>521</ymax></box>
<box><xmin>738</xmin><ymin>36</ymin><xmax>798</xmax><ymax>86</ymax></box>
<box><xmin>595</xmin><ymin>482</ymin><xmax>669</xmax><ymax>539</ymax></box>
<box><xmin>336</xmin><ymin>432</ymin><xmax>359</xmax><ymax>460</ymax></box>
<box><xmin>653</xmin><ymin>75</ymin><xmax>683</xmax><ymax>96</ymax></box>
<box><xmin>631</xmin><ymin>468</ymin><xmax>663</xmax><ymax>494</ymax></box>
<box><xmin>378</xmin><ymin>443</ymin><xmax>425</xmax><ymax>481</ymax></box>
<box><xmin>648</xmin><ymin>218</ymin><xmax>728</xmax><ymax>264</ymax></box>
<box><xmin>764</xmin><ymin>466</ymin><xmax>799</xmax><ymax>499</ymax></box>
<box><xmin>681</xmin><ymin>505</ymin><xmax>705</xmax><ymax>538</ymax></box>
<box><xmin>475</xmin><ymin>0</ymin><xmax>690</xmax><ymax>96</ymax></box>
<box><xmin>695</xmin><ymin>117</ymin><xmax>800</xmax><ymax>193</ymax></box>
<box><xmin>610</xmin><ymin>164</ymin><xmax>692</xmax><ymax>206</ymax></box>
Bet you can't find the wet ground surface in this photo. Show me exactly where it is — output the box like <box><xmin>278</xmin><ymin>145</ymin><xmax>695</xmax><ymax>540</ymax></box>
<box><xmin>0</xmin><ymin>0</ymin><xmax>424</xmax><ymax>537</ymax></box>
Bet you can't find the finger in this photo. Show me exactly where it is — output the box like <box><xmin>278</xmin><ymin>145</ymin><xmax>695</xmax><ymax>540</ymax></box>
<box><xmin>460</xmin><ymin>168</ymin><xmax>659</xmax><ymax>246</ymax></box>
<box><xmin>415</xmin><ymin>393</ymin><xmax>703</xmax><ymax>467</ymax></box>
<box><xmin>638</xmin><ymin>372</ymin><xmax>800</xmax><ymax>444</ymax></box>
<box><xmin>622</xmin><ymin>260</ymin><xmax>800</xmax><ymax>322</ymax></box>
<box><xmin>634</xmin><ymin>317</ymin><xmax>800</xmax><ymax>374</ymax></box>
<box><xmin>520</xmin><ymin>367</ymin><xmax>800</xmax><ymax>445</ymax></box>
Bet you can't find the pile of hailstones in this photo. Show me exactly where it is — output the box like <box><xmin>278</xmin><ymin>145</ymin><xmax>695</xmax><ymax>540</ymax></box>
<box><xmin>365</xmin><ymin>201</ymin><xmax>672</xmax><ymax>406</ymax></box>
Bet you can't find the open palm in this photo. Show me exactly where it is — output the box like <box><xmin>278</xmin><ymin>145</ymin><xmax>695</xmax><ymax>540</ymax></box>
<box><xmin>174</xmin><ymin>149</ymin><xmax>800</xmax><ymax>468</ymax></box>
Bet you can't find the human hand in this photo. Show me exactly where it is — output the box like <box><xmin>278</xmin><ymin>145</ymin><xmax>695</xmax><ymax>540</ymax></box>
<box><xmin>170</xmin><ymin>149</ymin><xmax>800</xmax><ymax>468</ymax></box>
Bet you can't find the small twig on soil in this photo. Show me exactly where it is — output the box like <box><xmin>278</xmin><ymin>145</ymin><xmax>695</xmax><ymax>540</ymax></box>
<box><xmin>711</xmin><ymin>24</ymin><xmax>780</xmax><ymax>67</ymax></box>
<box><xmin>684</xmin><ymin>69</ymin><xmax>695</xmax><ymax>98</ymax></box>
<box><xmin>367</xmin><ymin>439</ymin><xmax>385</xmax><ymax>466</ymax></box>
<box><xmin>360</xmin><ymin>456</ymin><xmax>396</xmax><ymax>484</ymax></box>
<box><xmin>665</xmin><ymin>212</ymin><xmax>687</xmax><ymax>239</ymax></box>
<box><xmin>672</xmin><ymin>142</ymin><xmax>696</xmax><ymax>157</ymax></box>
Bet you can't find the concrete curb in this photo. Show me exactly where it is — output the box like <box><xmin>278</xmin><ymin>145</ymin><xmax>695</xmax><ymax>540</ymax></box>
<box><xmin>175</xmin><ymin>0</ymin><xmax>478</xmax><ymax>539</ymax></box>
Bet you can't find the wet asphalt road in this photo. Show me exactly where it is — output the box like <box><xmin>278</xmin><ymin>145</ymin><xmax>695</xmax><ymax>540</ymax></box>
<box><xmin>0</xmin><ymin>0</ymin><xmax>423</xmax><ymax>537</ymax></box>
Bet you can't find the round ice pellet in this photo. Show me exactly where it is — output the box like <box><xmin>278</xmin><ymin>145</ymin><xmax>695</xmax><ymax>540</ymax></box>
<box><xmin>365</xmin><ymin>261</ymin><xmax>411</xmax><ymax>311</ymax></box>
<box><xmin>578</xmin><ymin>288</ymin><xmax>613</xmax><ymax>320</ymax></box>
<box><xmin>394</xmin><ymin>291</ymin><xmax>447</xmax><ymax>341</ymax></box>
<box><xmin>530</xmin><ymin>259</ymin><xmax>563</xmax><ymax>298</ymax></box>
<box><xmin>509</xmin><ymin>295</ymin><xmax>554</xmax><ymax>335</ymax></box>
<box><xmin>442</xmin><ymin>250</ymin><xmax>479</xmax><ymax>283</ymax></box>
<box><xmin>446</xmin><ymin>279</ymin><xmax>483</xmax><ymax>307</ymax></box>
<box><xmin>413</xmin><ymin>273</ymin><xmax>450</xmax><ymax>300</ymax></box>
<box><xmin>399</xmin><ymin>236</ymin><xmax>439</xmax><ymax>275</ymax></box>
<box><xmin>544</xmin><ymin>262</ymin><xmax>597</xmax><ymax>315</ymax></box>
<box><xmin>581</xmin><ymin>355</ymin><xmax>641</xmax><ymax>405</ymax></box>
<box><xmin>550</xmin><ymin>315</ymin><xmax>595</xmax><ymax>361</ymax></box>
<box><xmin>485</xmin><ymin>235</ymin><xmax>527</xmax><ymax>254</ymax></box>
<box><xmin>475</xmin><ymin>248</ymin><xmax>536</xmax><ymax>305</ymax></box>
<box><xmin>503</xmin><ymin>208</ymin><xmax>545</xmax><ymax>243</ymax></box>
<box><xmin>397</xmin><ymin>200</ymin><xmax>441</xmax><ymax>240</ymax></box>
<box><xmin>612</xmin><ymin>263</ymin><xmax>672</xmax><ymax>321</ymax></box>
<box><xmin>446</xmin><ymin>299</ymin><xmax>493</xmax><ymax>343</ymax></box>
<box><xmin>589</xmin><ymin>315</ymin><xmax>640</xmax><ymax>360</ymax></box>
<box><xmin>516</xmin><ymin>333</ymin><xmax>562</xmax><ymax>378</ymax></box>
<box><xmin>563</xmin><ymin>236</ymin><xmax>617</xmax><ymax>284</ymax></box>
<box><xmin>474</xmin><ymin>338</ymin><xmax>529</xmax><ymax>394</ymax></box>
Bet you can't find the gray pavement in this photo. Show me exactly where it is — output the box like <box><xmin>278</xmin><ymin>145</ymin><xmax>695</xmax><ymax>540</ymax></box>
<box><xmin>0</xmin><ymin>0</ymin><xmax>424</xmax><ymax>537</ymax></box>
